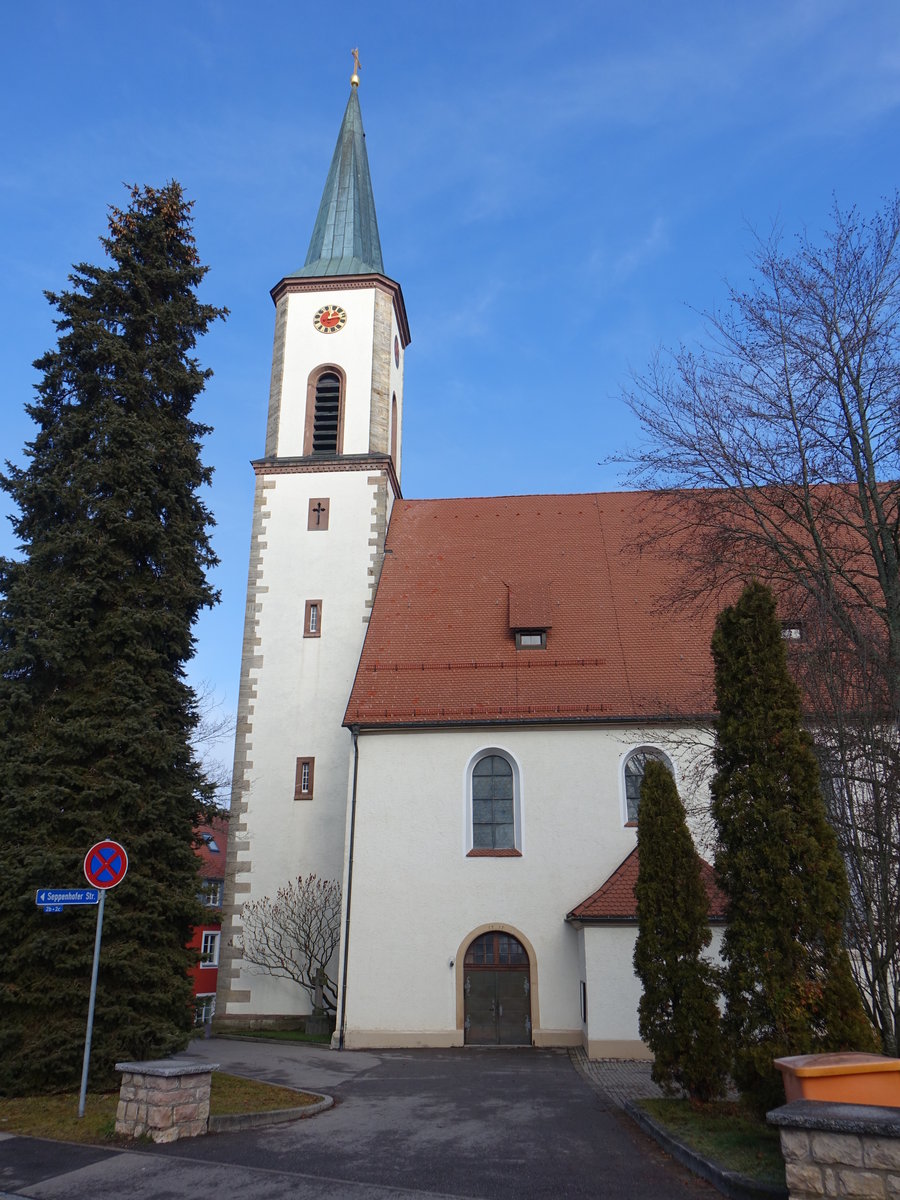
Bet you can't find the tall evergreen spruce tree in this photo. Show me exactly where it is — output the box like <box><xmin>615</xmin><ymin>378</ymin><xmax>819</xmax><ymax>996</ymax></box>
<box><xmin>634</xmin><ymin>759</ymin><xmax>727</xmax><ymax>1103</ymax></box>
<box><xmin>0</xmin><ymin>184</ymin><xmax>226</xmax><ymax>1095</ymax></box>
<box><xmin>711</xmin><ymin>581</ymin><xmax>875</xmax><ymax>1112</ymax></box>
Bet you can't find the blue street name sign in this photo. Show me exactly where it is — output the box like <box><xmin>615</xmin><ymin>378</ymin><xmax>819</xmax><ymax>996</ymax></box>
<box><xmin>35</xmin><ymin>888</ymin><xmax>100</xmax><ymax>907</ymax></box>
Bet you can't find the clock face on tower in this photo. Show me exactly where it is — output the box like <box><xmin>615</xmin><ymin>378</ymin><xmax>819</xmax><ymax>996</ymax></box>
<box><xmin>313</xmin><ymin>305</ymin><xmax>347</xmax><ymax>334</ymax></box>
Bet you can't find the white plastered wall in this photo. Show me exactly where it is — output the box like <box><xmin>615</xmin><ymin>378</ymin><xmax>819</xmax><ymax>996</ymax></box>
<box><xmin>388</xmin><ymin>307</ymin><xmax>403</xmax><ymax>477</ymax></box>
<box><xmin>225</xmin><ymin>467</ymin><xmax>393</xmax><ymax>1017</ymax></box>
<box><xmin>580</xmin><ymin>925</ymin><xmax>649</xmax><ymax>1057</ymax></box>
<box><xmin>276</xmin><ymin>288</ymin><xmax>377</xmax><ymax>457</ymax></box>
<box><xmin>338</xmin><ymin>722</ymin><xmax>714</xmax><ymax>1052</ymax></box>
<box><xmin>220</xmin><ymin>266</ymin><xmax>405</xmax><ymax>1022</ymax></box>
<box><xmin>579</xmin><ymin>921</ymin><xmax>726</xmax><ymax>1058</ymax></box>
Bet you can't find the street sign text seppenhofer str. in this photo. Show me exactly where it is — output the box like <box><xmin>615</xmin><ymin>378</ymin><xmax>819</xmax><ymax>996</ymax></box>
<box><xmin>36</xmin><ymin>888</ymin><xmax>100</xmax><ymax>908</ymax></box>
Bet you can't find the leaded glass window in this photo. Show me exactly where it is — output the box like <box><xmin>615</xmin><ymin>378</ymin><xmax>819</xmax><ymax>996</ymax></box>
<box><xmin>464</xmin><ymin>931</ymin><xmax>528</xmax><ymax>967</ymax></box>
<box><xmin>623</xmin><ymin>747</ymin><xmax>673</xmax><ymax>822</ymax></box>
<box><xmin>472</xmin><ymin>754</ymin><xmax>515</xmax><ymax>849</ymax></box>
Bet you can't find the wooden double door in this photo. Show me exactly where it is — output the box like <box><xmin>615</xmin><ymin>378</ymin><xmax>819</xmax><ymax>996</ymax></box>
<box><xmin>463</xmin><ymin>931</ymin><xmax>532</xmax><ymax>1046</ymax></box>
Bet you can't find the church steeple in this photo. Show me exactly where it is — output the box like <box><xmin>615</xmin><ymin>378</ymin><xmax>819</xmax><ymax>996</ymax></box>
<box><xmin>218</xmin><ymin>58</ymin><xmax>408</xmax><ymax>1035</ymax></box>
<box><xmin>295</xmin><ymin>79</ymin><xmax>384</xmax><ymax>278</ymax></box>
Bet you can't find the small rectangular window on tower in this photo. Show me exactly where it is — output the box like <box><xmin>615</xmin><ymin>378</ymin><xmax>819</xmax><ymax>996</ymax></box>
<box><xmin>294</xmin><ymin>756</ymin><xmax>315</xmax><ymax>801</ymax></box>
<box><xmin>304</xmin><ymin>599</ymin><xmax>323</xmax><ymax>638</ymax></box>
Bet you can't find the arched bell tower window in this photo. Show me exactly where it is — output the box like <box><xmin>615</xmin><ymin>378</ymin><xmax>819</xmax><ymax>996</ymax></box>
<box><xmin>304</xmin><ymin>366</ymin><xmax>345</xmax><ymax>456</ymax></box>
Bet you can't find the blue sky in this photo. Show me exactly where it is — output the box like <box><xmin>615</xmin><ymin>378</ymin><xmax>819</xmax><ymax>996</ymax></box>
<box><xmin>3</xmin><ymin>1</ymin><xmax>899</xmax><ymax>774</ymax></box>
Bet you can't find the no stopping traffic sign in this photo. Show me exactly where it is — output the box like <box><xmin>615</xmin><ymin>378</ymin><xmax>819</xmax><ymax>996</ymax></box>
<box><xmin>84</xmin><ymin>840</ymin><xmax>128</xmax><ymax>889</ymax></box>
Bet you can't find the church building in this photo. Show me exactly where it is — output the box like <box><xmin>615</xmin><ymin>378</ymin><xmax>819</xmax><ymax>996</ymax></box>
<box><xmin>217</xmin><ymin>70</ymin><xmax>725</xmax><ymax>1057</ymax></box>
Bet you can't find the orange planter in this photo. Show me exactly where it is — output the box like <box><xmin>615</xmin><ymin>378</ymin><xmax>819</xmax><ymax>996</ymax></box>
<box><xmin>774</xmin><ymin>1053</ymin><xmax>900</xmax><ymax>1107</ymax></box>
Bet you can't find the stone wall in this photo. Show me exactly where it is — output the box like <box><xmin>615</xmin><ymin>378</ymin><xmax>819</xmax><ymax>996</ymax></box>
<box><xmin>115</xmin><ymin>1057</ymin><xmax>218</xmax><ymax>1143</ymax></box>
<box><xmin>768</xmin><ymin>1099</ymin><xmax>900</xmax><ymax>1199</ymax></box>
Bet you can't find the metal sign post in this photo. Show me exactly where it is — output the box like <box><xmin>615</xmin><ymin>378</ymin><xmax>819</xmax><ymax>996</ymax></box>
<box><xmin>78</xmin><ymin>889</ymin><xmax>106</xmax><ymax>1118</ymax></box>
<box><xmin>77</xmin><ymin>840</ymin><xmax>128</xmax><ymax>1119</ymax></box>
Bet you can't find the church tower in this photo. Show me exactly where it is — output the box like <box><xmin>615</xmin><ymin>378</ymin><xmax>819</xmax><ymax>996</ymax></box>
<box><xmin>218</xmin><ymin>67</ymin><xmax>409</xmax><ymax>1023</ymax></box>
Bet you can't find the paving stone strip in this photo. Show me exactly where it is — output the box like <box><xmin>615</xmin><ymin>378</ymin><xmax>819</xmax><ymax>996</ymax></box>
<box><xmin>569</xmin><ymin>1049</ymin><xmax>787</xmax><ymax>1200</ymax></box>
<box><xmin>568</xmin><ymin>1047</ymin><xmax>665</xmax><ymax>1108</ymax></box>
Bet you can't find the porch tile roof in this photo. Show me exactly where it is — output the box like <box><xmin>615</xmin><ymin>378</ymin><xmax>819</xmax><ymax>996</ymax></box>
<box><xmin>566</xmin><ymin>847</ymin><xmax>727</xmax><ymax>923</ymax></box>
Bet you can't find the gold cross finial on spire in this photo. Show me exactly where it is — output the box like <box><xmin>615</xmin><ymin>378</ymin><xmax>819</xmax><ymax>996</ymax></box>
<box><xmin>351</xmin><ymin>48</ymin><xmax>361</xmax><ymax>87</ymax></box>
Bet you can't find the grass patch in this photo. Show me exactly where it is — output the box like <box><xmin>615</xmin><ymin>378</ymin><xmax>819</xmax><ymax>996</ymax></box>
<box><xmin>0</xmin><ymin>1091</ymin><xmax>121</xmax><ymax>1145</ymax></box>
<box><xmin>209</xmin><ymin>1072</ymin><xmax>319</xmax><ymax>1114</ymax></box>
<box><xmin>0</xmin><ymin>1073</ymin><xmax>319</xmax><ymax>1146</ymax></box>
<box><xmin>222</xmin><ymin>1028</ymin><xmax>332</xmax><ymax>1045</ymax></box>
<box><xmin>638</xmin><ymin>1098</ymin><xmax>786</xmax><ymax>1189</ymax></box>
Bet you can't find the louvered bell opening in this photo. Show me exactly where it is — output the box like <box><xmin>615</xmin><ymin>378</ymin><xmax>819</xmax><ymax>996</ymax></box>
<box><xmin>313</xmin><ymin>374</ymin><xmax>341</xmax><ymax>453</ymax></box>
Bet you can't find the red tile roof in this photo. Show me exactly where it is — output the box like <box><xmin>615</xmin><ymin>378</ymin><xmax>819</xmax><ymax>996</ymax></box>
<box><xmin>566</xmin><ymin>847</ymin><xmax>727</xmax><ymax>922</ymax></box>
<box><xmin>345</xmin><ymin>492</ymin><xmax>720</xmax><ymax>726</ymax></box>
<box><xmin>195</xmin><ymin>815</ymin><xmax>228</xmax><ymax>880</ymax></box>
<box><xmin>508</xmin><ymin>580</ymin><xmax>553</xmax><ymax>630</ymax></box>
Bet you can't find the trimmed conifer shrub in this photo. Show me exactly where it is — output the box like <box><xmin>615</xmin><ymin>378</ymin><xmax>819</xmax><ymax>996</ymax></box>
<box><xmin>0</xmin><ymin>184</ymin><xmax>226</xmax><ymax>1094</ymax></box>
<box><xmin>711</xmin><ymin>581</ymin><xmax>876</xmax><ymax>1112</ymax></box>
<box><xmin>634</xmin><ymin>759</ymin><xmax>727</xmax><ymax>1102</ymax></box>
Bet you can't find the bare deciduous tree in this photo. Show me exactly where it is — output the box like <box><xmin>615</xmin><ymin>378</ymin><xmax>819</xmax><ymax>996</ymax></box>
<box><xmin>237</xmin><ymin>874</ymin><xmax>342</xmax><ymax>1015</ymax></box>
<box><xmin>189</xmin><ymin>679</ymin><xmax>235</xmax><ymax>812</ymax></box>
<box><xmin>621</xmin><ymin>195</ymin><xmax>900</xmax><ymax>1053</ymax></box>
<box><xmin>801</xmin><ymin>618</ymin><xmax>900</xmax><ymax>1054</ymax></box>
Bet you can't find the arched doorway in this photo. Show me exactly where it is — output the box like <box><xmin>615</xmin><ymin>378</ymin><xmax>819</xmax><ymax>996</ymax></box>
<box><xmin>463</xmin><ymin>930</ymin><xmax>532</xmax><ymax>1045</ymax></box>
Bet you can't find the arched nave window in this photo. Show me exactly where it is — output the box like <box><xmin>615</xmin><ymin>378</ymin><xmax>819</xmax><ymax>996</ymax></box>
<box><xmin>467</xmin><ymin>750</ymin><xmax>522</xmax><ymax>856</ymax></box>
<box><xmin>304</xmin><ymin>366</ymin><xmax>345</xmax><ymax>455</ymax></box>
<box><xmin>622</xmin><ymin>746</ymin><xmax>674</xmax><ymax>824</ymax></box>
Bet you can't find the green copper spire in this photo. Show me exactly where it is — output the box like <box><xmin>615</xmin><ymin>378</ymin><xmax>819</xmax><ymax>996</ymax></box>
<box><xmin>295</xmin><ymin>79</ymin><xmax>385</xmax><ymax>278</ymax></box>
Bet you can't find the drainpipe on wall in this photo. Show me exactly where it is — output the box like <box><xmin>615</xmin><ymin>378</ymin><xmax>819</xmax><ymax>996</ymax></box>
<box><xmin>338</xmin><ymin>725</ymin><xmax>360</xmax><ymax>1050</ymax></box>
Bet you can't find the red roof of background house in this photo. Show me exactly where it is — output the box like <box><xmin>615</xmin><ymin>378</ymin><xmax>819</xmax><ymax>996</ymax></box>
<box><xmin>195</xmin><ymin>814</ymin><xmax>228</xmax><ymax>880</ymax></box>
<box><xmin>345</xmin><ymin>492</ymin><xmax>721</xmax><ymax>727</ymax></box>
<box><xmin>566</xmin><ymin>846</ymin><xmax>728</xmax><ymax>922</ymax></box>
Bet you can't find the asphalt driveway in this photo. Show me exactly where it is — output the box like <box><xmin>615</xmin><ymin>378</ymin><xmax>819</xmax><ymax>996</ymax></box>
<box><xmin>0</xmin><ymin>1040</ymin><xmax>714</xmax><ymax>1199</ymax></box>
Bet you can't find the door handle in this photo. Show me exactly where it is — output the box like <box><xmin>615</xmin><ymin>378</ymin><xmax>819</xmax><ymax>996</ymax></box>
<box><xmin>499</xmin><ymin>1004</ymin><xmax>503</xmax><ymax>1017</ymax></box>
